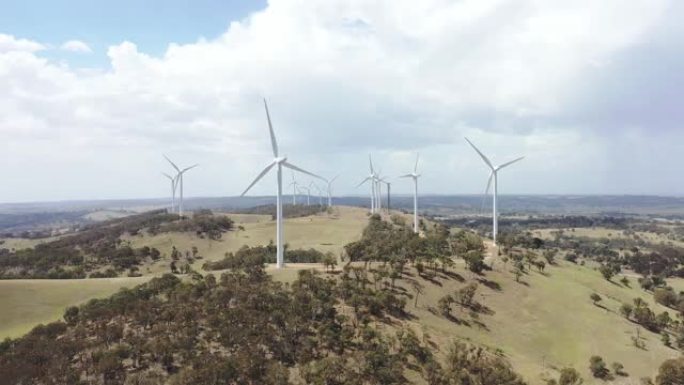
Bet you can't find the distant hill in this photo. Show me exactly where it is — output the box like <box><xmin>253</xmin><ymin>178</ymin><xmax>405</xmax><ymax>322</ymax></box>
<box><xmin>3</xmin><ymin>194</ymin><xmax>684</xmax><ymax>217</ymax></box>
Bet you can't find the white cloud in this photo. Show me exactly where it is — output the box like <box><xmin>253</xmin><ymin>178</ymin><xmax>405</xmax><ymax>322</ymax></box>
<box><xmin>0</xmin><ymin>0</ymin><xmax>681</xmax><ymax>202</ymax></box>
<box><xmin>60</xmin><ymin>40</ymin><xmax>92</xmax><ymax>53</ymax></box>
<box><xmin>0</xmin><ymin>34</ymin><xmax>45</xmax><ymax>53</ymax></box>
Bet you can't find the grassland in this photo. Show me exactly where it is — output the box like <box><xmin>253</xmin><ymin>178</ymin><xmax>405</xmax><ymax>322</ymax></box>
<box><xmin>1</xmin><ymin>207</ymin><xmax>682</xmax><ymax>384</ymax></box>
<box><xmin>386</xmin><ymin>241</ymin><xmax>681</xmax><ymax>384</ymax></box>
<box><xmin>123</xmin><ymin>206</ymin><xmax>371</xmax><ymax>275</ymax></box>
<box><xmin>0</xmin><ymin>276</ymin><xmax>149</xmax><ymax>339</ymax></box>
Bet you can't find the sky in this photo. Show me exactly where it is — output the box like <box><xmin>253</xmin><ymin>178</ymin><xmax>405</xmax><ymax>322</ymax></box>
<box><xmin>1</xmin><ymin>0</ymin><xmax>683</xmax><ymax>203</ymax></box>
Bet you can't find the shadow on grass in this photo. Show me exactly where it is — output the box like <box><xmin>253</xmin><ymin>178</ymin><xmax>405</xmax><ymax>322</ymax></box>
<box><xmin>476</xmin><ymin>277</ymin><xmax>502</xmax><ymax>291</ymax></box>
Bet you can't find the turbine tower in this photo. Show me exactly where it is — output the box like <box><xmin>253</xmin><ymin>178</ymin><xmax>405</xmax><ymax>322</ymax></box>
<box><xmin>357</xmin><ymin>155</ymin><xmax>377</xmax><ymax>213</ymax></box>
<box><xmin>400</xmin><ymin>154</ymin><xmax>421</xmax><ymax>233</ymax></box>
<box><xmin>162</xmin><ymin>173</ymin><xmax>178</xmax><ymax>214</ymax></box>
<box><xmin>379</xmin><ymin>177</ymin><xmax>391</xmax><ymax>214</ymax></box>
<box><xmin>164</xmin><ymin>155</ymin><xmax>198</xmax><ymax>218</ymax></box>
<box><xmin>465</xmin><ymin>137</ymin><xmax>524</xmax><ymax>245</ymax></box>
<box><xmin>311</xmin><ymin>182</ymin><xmax>324</xmax><ymax>206</ymax></box>
<box><xmin>289</xmin><ymin>173</ymin><xmax>299</xmax><ymax>205</ymax></box>
<box><xmin>298</xmin><ymin>184</ymin><xmax>311</xmax><ymax>206</ymax></box>
<box><xmin>325</xmin><ymin>175</ymin><xmax>339</xmax><ymax>207</ymax></box>
<box><xmin>241</xmin><ymin>99</ymin><xmax>324</xmax><ymax>268</ymax></box>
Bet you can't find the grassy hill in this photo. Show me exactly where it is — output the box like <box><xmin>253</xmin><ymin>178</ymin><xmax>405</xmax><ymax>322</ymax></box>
<box><xmin>396</xmin><ymin>246</ymin><xmax>680</xmax><ymax>384</ymax></box>
<box><xmin>0</xmin><ymin>206</ymin><xmax>372</xmax><ymax>340</ymax></box>
<box><xmin>1</xmin><ymin>206</ymin><xmax>681</xmax><ymax>384</ymax></box>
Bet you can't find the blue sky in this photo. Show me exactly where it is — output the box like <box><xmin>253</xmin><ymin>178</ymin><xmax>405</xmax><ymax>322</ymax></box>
<box><xmin>0</xmin><ymin>0</ymin><xmax>266</xmax><ymax>65</ymax></box>
<box><xmin>0</xmin><ymin>0</ymin><xmax>683</xmax><ymax>202</ymax></box>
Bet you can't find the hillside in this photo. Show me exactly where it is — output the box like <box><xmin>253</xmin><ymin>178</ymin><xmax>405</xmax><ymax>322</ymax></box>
<box><xmin>1</xmin><ymin>207</ymin><xmax>683</xmax><ymax>384</ymax></box>
<box><xmin>0</xmin><ymin>206</ymin><xmax>372</xmax><ymax>339</ymax></box>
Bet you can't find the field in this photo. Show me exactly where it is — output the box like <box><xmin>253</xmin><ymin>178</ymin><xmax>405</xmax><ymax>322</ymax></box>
<box><xmin>0</xmin><ymin>277</ymin><xmax>149</xmax><ymax>339</ymax></box>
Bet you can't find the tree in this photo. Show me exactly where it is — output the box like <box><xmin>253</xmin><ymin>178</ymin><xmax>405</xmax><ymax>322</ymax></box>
<box><xmin>589</xmin><ymin>356</ymin><xmax>610</xmax><ymax>379</ymax></box>
<box><xmin>599</xmin><ymin>264</ymin><xmax>617</xmax><ymax>281</ymax></box>
<box><xmin>662</xmin><ymin>332</ymin><xmax>671</xmax><ymax>347</ymax></box>
<box><xmin>514</xmin><ymin>261</ymin><xmax>525</xmax><ymax>282</ymax></box>
<box><xmin>410</xmin><ymin>280</ymin><xmax>425</xmax><ymax>308</ymax></box>
<box><xmin>590</xmin><ymin>293</ymin><xmax>602</xmax><ymax>306</ymax></box>
<box><xmin>464</xmin><ymin>250</ymin><xmax>486</xmax><ymax>274</ymax></box>
<box><xmin>656</xmin><ymin>357</ymin><xmax>684</xmax><ymax>385</ymax></box>
<box><xmin>438</xmin><ymin>295</ymin><xmax>454</xmax><ymax>317</ymax></box>
<box><xmin>558</xmin><ymin>367</ymin><xmax>583</xmax><ymax>385</ymax></box>
<box><xmin>611</xmin><ymin>362</ymin><xmax>626</xmax><ymax>376</ymax></box>
<box><xmin>620</xmin><ymin>303</ymin><xmax>633</xmax><ymax>319</ymax></box>
<box><xmin>456</xmin><ymin>283</ymin><xmax>478</xmax><ymax>309</ymax></box>
<box><xmin>322</xmin><ymin>252</ymin><xmax>337</xmax><ymax>272</ymax></box>
<box><xmin>543</xmin><ymin>249</ymin><xmax>557</xmax><ymax>265</ymax></box>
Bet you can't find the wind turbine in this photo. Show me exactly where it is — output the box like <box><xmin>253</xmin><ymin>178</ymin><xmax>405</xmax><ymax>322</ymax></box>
<box><xmin>400</xmin><ymin>154</ymin><xmax>421</xmax><ymax>233</ymax></box>
<box><xmin>325</xmin><ymin>175</ymin><xmax>339</xmax><ymax>207</ymax></box>
<box><xmin>289</xmin><ymin>173</ymin><xmax>299</xmax><ymax>205</ymax></box>
<box><xmin>298</xmin><ymin>184</ymin><xmax>311</xmax><ymax>206</ymax></box>
<box><xmin>378</xmin><ymin>177</ymin><xmax>391</xmax><ymax>214</ymax></box>
<box><xmin>465</xmin><ymin>137</ymin><xmax>524</xmax><ymax>245</ymax></box>
<box><xmin>311</xmin><ymin>182</ymin><xmax>324</xmax><ymax>206</ymax></box>
<box><xmin>357</xmin><ymin>155</ymin><xmax>377</xmax><ymax>213</ymax></box>
<box><xmin>162</xmin><ymin>173</ymin><xmax>178</xmax><ymax>214</ymax></box>
<box><xmin>241</xmin><ymin>99</ymin><xmax>324</xmax><ymax>268</ymax></box>
<box><xmin>164</xmin><ymin>155</ymin><xmax>198</xmax><ymax>218</ymax></box>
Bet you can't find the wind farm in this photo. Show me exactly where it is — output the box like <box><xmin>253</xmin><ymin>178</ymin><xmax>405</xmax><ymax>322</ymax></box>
<box><xmin>2</xmin><ymin>1</ymin><xmax>684</xmax><ymax>385</ymax></box>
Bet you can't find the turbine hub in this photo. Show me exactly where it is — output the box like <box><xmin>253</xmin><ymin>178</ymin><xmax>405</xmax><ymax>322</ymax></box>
<box><xmin>275</xmin><ymin>156</ymin><xmax>287</xmax><ymax>164</ymax></box>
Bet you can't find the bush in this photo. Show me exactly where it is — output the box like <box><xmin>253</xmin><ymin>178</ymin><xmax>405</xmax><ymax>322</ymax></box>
<box><xmin>589</xmin><ymin>356</ymin><xmax>610</xmax><ymax>379</ymax></box>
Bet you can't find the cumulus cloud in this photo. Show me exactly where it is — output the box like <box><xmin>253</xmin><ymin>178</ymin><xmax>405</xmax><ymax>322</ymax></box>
<box><xmin>0</xmin><ymin>0</ymin><xmax>682</xmax><ymax>202</ymax></box>
<box><xmin>60</xmin><ymin>40</ymin><xmax>92</xmax><ymax>53</ymax></box>
<box><xmin>0</xmin><ymin>34</ymin><xmax>45</xmax><ymax>53</ymax></box>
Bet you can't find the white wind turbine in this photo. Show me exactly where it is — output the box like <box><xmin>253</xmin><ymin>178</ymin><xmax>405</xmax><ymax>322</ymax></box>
<box><xmin>375</xmin><ymin>171</ymin><xmax>383</xmax><ymax>212</ymax></box>
<box><xmin>357</xmin><ymin>155</ymin><xmax>377</xmax><ymax>213</ymax></box>
<box><xmin>162</xmin><ymin>173</ymin><xmax>178</xmax><ymax>213</ymax></box>
<box><xmin>379</xmin><ymin>178</ymin><xmax>391</xmax><ymax>213</ymax></box>
<box><xmin>241</xmin><ymin>99</ymin><xmax>324</xmax><ymax>269</ymax></box>
<box><xmin>465</xmin><ymin>137</ymin><xmax>524</xmax><ymax>245</ymax></box>
<box><xmin>164</xmin><ymin>155</ymin><xmax>198</xmax><ymax>218</ymax></box>
<box><xmin>289</xmin><ymin>173</ymin><xmax>299</xmax><ymax>205</ymax></box>
<box><xmin>325</xmin><ymin>175</ymin><xmax>339</xmax><ymax>207</ymax></box>
<box><xmin>400</xmin><ymin>154</ymin><xmax>421</xmax><ymax>233</ymax></box>
<box><xmin>311</xmin><ymin>182</ymin><xmax>324</xmax><ymax>206</ymax></box>
<box><xmin>297</xmin><ymin>183</ymin><xmax>311</xmax><ymax>206</ymax></box>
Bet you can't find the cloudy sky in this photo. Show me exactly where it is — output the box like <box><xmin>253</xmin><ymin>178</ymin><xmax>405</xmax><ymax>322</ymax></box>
<box><xmin>1</xmin><ymin>0</ymin><xmax>683</xmax><ymax>203</ymax></box>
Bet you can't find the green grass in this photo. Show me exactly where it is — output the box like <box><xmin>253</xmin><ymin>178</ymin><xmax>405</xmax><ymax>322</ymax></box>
<box><xmin>0</xmin><ymin>277</ymin><xmax>150</xmax><ymax>339</ymax></box>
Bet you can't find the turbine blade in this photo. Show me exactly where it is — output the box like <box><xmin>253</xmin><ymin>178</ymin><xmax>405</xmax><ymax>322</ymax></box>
<box><xmin>497</xmin><ymin>156</ymin><xmax>525</xmax><ymax>170</ymax></box>
<box><xmin>330</xmin><ymin>174</ymin><xmax>340</xmax><ymax>184</ymax></box>
<box><xmin>464</xmin><ymin>137</ymin><xmax>494</xmax><ymax>170</ymax></box>
<box><xmin>241</xmin><ymin>161</ymin><xmax>276</xmax><ymax>196</ymax></box>
<box><xmin>163</xmin><ymin>154</ymin><xmax>180</xmax><ymax>172</ymax></box>
<box><xmin>481</xmin><ymin>172</ymin><xmax>493</xmax><ymax>213</ymax></box>
<box><xmin>369</xmin><ymin>154</ymin><xmax>374</xmax><ymax>173</ymax></box>
<box><xmin>414</xmin><ymin>153</ymin><xmax>419</xmax><ymax>173</ymax></box>
<box><xmin>399</xmin><ymin>174</ymin><xmax>413</xmax><ymax>178</ymax></box>
<box><xmin>263</xmin><ymin>99</ymin><xmax>278</xmax><ymax>157</ymax></box>
<box><xmin>162</xmin><ymin>172</ymin><xmax>174</xmax><ymax>180</ymax></box>
<box><xmin>357</xmin><ymin>177</ymin><xmax>371</xmax><ymax>187</ymax></box>
<box><xmin>282</xmin><ymin>161</ymin><xmax>325</xmax><ymax>181</ymax></box>
<box><xmin>181</xmin><ymin>164</ymin><xmax>199</xmax><ymax>173</ymax></box>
